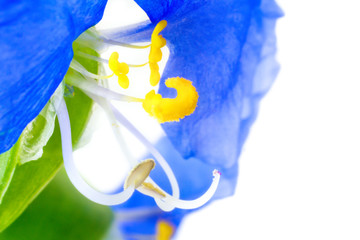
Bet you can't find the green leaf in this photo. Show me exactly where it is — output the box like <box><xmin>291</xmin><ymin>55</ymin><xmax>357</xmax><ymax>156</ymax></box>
<box><xmin>0</xmin><ymin>168</ymin><xmax>113</xmax><ymax>240</ymax></box>
<box><xmin>0</xmin><ymin>40</ymin><xmax>100</xmax><ymax>232</ymax></box>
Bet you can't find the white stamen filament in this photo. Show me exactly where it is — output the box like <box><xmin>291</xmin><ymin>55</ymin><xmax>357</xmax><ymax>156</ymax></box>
<box><xmin>75</xmin><ymin>51</ymin><xmax>148</xmax><ymax>68</ymax></box>
<box><xmin>70</xmin><ymin>60</ymin><xmax>111</xmax><ymax>79</ymax></box>
<box><xmin>83</xmin><ymin>91</ymin><xmax>180</xmax><ymax>210</ymax></box>
<box><xmin>100</xmin><ymin>37</ymin><xmax>151</xmax><ymax>49</ymax></box>
<box><xmin>76</xmin><ymin>28</ymin><xmax>150</xmax><ymax>50</ymax></box>
<box><xmin>85</xmin><ymin>91</ymin><xmax>137</xmax><ymax>166</ymax></box>
<box><xmin>55</xmin><ymin>97</ymin><xmax>135</xmax><ymax>205</ymax></box>
<box><xmin>108</xmin><ymin>105</ymin><xmax>220</xmax><ymax>210</ymax></box>
<box><xmin>75</xmin><ymin>82</ymin><xmax>221</xmax><ymax>211</ymax></box>
<box><xmin>66</xmin><ymin>73</ymin><xmax>142</xmax><ymax>102</ymax></box>
<box><xmin>109</xmin><ymin>104</ymin><xmax>180</xmax><ymax>196</ymax></box>
<box><xmin>158</xmin><ymin>170</ymin><xmax>221</xmax><ymax>209</ymax></box>
<box><xmin>75</xmin><ymin>51</ymin><xmax>109</xmax><ymax>64</ymax></box>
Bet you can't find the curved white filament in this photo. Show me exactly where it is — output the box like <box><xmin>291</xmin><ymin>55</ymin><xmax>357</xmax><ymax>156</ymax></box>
<box><xmin>66</xmin><ymin>73</ymin><xmax>142</xmax><ymax>102</ymax></box>
<box><xmin>70</xmin><ymin>60</ymin><xmax>111</xmax><ymax>79</ymax></box>
<box><xmin>100</xmin><ymin>37</ymin><xmax>151</xmax><ymax>49</ymax></box>
<box><xmin>75</xmin><ymin>51</ymin><xmax>109</xmax><ymax>64</ymax></box>
<box><xmin>71</xmin><ymin>82</ymin><xmax>220</xmax><ymax>211</ymax></box>
<box><xmin>56</xmin><ymin>97</ymin><xmax>135</xmax><ymax>205</ymax></box>
<box><xmin>85</xmin><ymin>92</ymin><xmax>138</xmax><ymax>166</ymax></box>
<box><xmin>109</xmin><ymin>106</ymin><xmax>180</xmax><ymax>192</ymax></box>
<box><xmin>83</xmin><ymin>92</ymin><xmax>180</xmax><ymax>207</ymax></box>
<box><xmin>84</xmin><ymin>92</ymin><xmax>179</xmax><ymax>211</ymax></box>
<box><xmin>159</xmin><ymin>170</ymin><xmax>220</xmax><ymax>209</ymax></box>
<box><xmin>74</xmin><ymin>52</ymin><xmax>147</xmax><ymax>68</ymax></box>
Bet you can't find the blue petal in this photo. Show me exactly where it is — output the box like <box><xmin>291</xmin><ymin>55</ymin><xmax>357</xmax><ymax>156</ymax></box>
<box><xmin>134</xmin><ymin>0</ymin><xmax>207</xmax><ymax>23</ymax></box>
<box><xmin>160</xmin><ymin>0</ymin><xmax>283</xmax><ymax>168</ymax></box>
<box><xmin>111</xmin><ymin>0</ymin><xmax>283</xmax><ymax>168</ymax></box>
<box><xmin>0</xmin><ymin>0</ymin><xmax>107</xmax><ymax>153</ymax></box>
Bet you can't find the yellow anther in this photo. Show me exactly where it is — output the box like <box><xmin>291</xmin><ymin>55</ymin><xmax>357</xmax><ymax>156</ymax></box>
<box><xmin>109</xmin><ymin>52</ymin><xmax>129</xmax><ymax>74</ymax></box>
<box><xmin>109</xmin><ymin>52</ymin><xmax>130</xmax><ymax>88</ymax></box>
<box><xmin>148</xmin><ymin>20</ymin><xmax>167</xmax><ymax>86</ymax></box>
<box><xmin>117</xmin><ymin>74</ymin><xmax>130</xmax><ymax>89</ymax></box>
<box><xmin>156</xmin><ymin>220</ymin><xmax>174</xmax><ymax>240</ymax></box>
<box><xmin>109</xmin><ymin>52</ymin><xmax>120</xmax><ymax>72</ymax></box>
<box><xmin>152</xmin><ymin>35</ymin><xmax>166</xmax><ymax>49</ymax></box>
<box><xmin>159</xmin><ymin>36</ymin><xmax>166</xmax><ymax>48</ymax></box>
<box><xmin>118</xmin><ymin>62</ymin><xmax>129</xmax><ymax>74</ymax></box>
<box><xmin>149</xmin><ymin>48</ymin><xmax>163</xmax><ymax>63</ymax></box>
<box><xmin>152</xmin><ymin>20</ymin><xmax>167</xmax><ymax>38</ymax></box>
<box><xmin>149</xmin><ymin>62</ymin><xmax>159</xmax><ymax>71</ymax></box>
<box><xmin>150</xmin><ymin>70</ymin><xmax>161</xmax><ymax>86</ymax></box>
<box><xmin>149</xmin><ymin>21</ymin><xmax>167</xmax><ymax>63</ymax></box>
<box><xmin>142</xmin><ymin>77</ymin><xmax>199</xmax><ymax>123</ymax></box>
<box><xmin>149</xmin><ymin>63</ymin><xmax>160</xmax><ymax>86</ymax></box>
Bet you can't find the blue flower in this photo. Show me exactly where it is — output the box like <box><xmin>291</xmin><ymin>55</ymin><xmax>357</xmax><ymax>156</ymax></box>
<box><xmin>0</xmin><ymin>0</ymin><xmax>282</xmax><ymax>238</ymax></box>
<box><xmin>0</xmin><ymin>0</ymin><xmax>107</xmax><ymax>153</ymax></box>
<box><xmin>107</xmin><ymin>0</ymin><xmax>283</xmax><ymax>238</ymax></box>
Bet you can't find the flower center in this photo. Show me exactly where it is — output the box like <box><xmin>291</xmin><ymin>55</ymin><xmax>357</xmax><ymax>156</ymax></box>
<box><xmin>56</xmin><ymin>20</ymin><xmax>220</xmax><ymax>211</ymax></box>
<box><xmin>70</xmin><ymin>20</ymin><xmax>198</xmax><ymax>123</ymax></box>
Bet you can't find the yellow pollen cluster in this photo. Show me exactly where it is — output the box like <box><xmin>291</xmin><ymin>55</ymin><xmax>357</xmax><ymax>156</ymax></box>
<box><xmin>149</xmin><ymin>20</ymin><xmax>167</xmax><ymax>86</ymax></box>
<box><xmin>142</xmin><ymin>77</ymin><xmax>199</xmax><ymax>123</ymax></box>
<box><xmin>109</xmin><ymin>52</ymin><xmax>130</xmax><ymax>89</ymax></box>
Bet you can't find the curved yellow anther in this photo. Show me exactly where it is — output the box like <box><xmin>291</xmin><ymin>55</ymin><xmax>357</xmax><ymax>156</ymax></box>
<box><xmin>149</xmin><ymin>20</ymin><xmax>167</xmax><ymax>63</ymax></box>
<box><xmin>142</xmin><ymin>77</ymin><xmax>199</xmax><ymax>123</ymax></box>
<box><xmin>152</xmin><ymin>20</ymin><xmax>167</xmax><ymax>38</ymax></box>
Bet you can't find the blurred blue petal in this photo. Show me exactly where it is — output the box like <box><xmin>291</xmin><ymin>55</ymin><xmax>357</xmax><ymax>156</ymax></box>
<box><xmin>0</xmin><ymin>0</ymin><xmax>107</xmax><ymax>153</ymax></box>
<box><xmin>109</xmin><ymin>0</ymin><xmax>282</xmax><ymax>237</ymax></box>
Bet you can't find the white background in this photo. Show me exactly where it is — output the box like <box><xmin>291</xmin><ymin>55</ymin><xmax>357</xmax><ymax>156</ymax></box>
<box><xmin>77</xmin><ymin>0</ymin><xmax>360</xmax><ymax>239</ymax></box>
